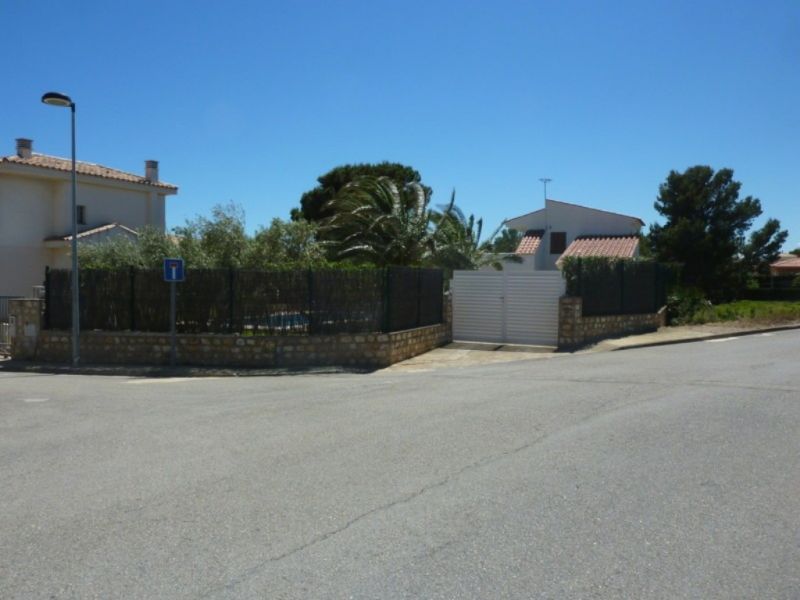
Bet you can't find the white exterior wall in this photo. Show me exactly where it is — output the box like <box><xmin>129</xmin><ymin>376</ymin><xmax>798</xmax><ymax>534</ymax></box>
<box><xmin>504</xmin><ymin>200</ymin><xmax>642</xmax><ymax>271</ymax></box>
<box><xmin>0</xmin><ymin>175</ymin><xmax>59</xmax><ymax>296</ymax></box>
<box><xmin>60</xmin><ymin>180</ymin><xmax>153</xmax><ymax>233</ymax></box>
<box><xmin>0</xmin><ymin>169</ymin><xmax>169</xmax><ymax>297</ymax></box>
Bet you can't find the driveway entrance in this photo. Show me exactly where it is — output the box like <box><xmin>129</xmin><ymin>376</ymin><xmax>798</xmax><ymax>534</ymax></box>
<box><xmin>451</xmin><ymin>271</ymin><xmax>564</xmax><ymax>346</ymax></box>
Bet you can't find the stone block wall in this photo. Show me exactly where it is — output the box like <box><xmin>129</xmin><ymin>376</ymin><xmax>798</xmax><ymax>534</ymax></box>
<box><xmin>14</xmin><ymin>298</ymin><xmax>452</xmax><ymax>369</ymax></box>
<box><xmin>558</xmin><ymin>296</ymin><xmax>665</xmax><ymax>350</ymax></box>
<box><xmin>7</xmin><ymin>298</ymin><xmax>43</xmax><ymax>360</ymax></box>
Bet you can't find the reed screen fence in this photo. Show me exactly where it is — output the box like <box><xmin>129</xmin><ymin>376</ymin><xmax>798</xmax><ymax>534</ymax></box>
<box><xmin>44</xmin><ymin>267</ymin><xmax>444</xmax><ymax>335</ymax></box>
<box><xmin>564</xmin><ymin>259</ymin><xmax>673</xmax><ymax>317</ymax></box>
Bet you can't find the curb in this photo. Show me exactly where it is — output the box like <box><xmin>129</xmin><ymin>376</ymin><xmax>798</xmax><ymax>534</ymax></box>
<box><xmin>607</xmin><ymin>323</ymin><xmax>800</xmax><ymax>352</ymax></box>
<box><xmin>0</xmin><ymin>361</ymin><xmax>372</xmax><ymax>378</ymax></box>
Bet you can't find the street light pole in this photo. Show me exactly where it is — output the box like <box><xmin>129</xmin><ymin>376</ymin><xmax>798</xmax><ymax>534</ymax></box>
<box><xmin>42</xmin><ymin>91</ymin><xmax>79</xmax><ymax>366</ymax></box>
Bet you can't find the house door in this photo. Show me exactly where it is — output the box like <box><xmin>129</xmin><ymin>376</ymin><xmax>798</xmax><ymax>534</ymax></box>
<box><xmin>451</xmin><ymin>271</ymin><xmax>564</xmax><ymax>346</ymax></box>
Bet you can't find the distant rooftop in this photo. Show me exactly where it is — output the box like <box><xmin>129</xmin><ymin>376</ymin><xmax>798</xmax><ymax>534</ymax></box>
<box><xmin>1</xmin><ymin>138</ymin><xmax>177</xmax><ymax>192</ymax></box>
<box><xmin>506</xmin><ymin>199</ymin><xmax>644</xmax><ymax>228</ymax></box>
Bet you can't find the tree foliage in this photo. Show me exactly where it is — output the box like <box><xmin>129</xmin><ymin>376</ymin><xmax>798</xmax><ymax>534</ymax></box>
<box><xmin>742</xmin><ymin>218</ymin><xmax>788</xmax><ymax>274</ymax></box>
<box><xmin>321</xmin><ymin>177</ymin><xmax>434</xmax><ymax>266</ymax></box>
<box><xmin>79</xmin><ymin>204</ymin><xmax>326</xmax><ymax>270</ymax></box>
<box><xmin>429</xmin><ymin>191</ymin><xmax>518</xmax><ymax>272</ymax></box>
<box><xmin>173</xmin><ymin>202</ymin><xmax>249</xmax><ymax>268</ymax></box>
<box><xmin>648</xmin><ymin>166</ymin><xmax>788</xmax><ymax>300</ymax></box>
<box><xmin>322</xmin><ymin>181</ymin><xmax>509</xmax><ymax>270</ymax></box>
<box><xmin>292</xmin><ymin>162</ymin><xmax>431</xmax><ymax>224</ymax></box>
<box><xmin>79</xmin><ymin>234</ymin><xmax>147</xmax><ymax>270</ymax></box>
<box><xmin>487</xmin><ymin>227</ymin><xmax>522</xmax><ymax>253</ymax></box>
<box><xmin>247</xmin><ymin>218</ymin><xmax>328</xmax><ymax>268</ymax></box>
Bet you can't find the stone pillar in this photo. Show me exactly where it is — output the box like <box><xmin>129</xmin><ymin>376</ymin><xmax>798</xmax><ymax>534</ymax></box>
<box><xmin>558</xmin><ymin>296</ymin><xmax>584</xmax><ymax>350</ymax></box>
<box><xmin>656</xmin><ymin>306</ymin><xmax>667</xmax><ymax>328</ymax></box>
<box><xmin>443</xmin><ymin>292</ymin><xmax>453</xmax><ymax>343</ymax></box>
<box><xmin>8</xmin><ymin>298</ymin><xmax>43</xmax><ymax>360</ymax></box>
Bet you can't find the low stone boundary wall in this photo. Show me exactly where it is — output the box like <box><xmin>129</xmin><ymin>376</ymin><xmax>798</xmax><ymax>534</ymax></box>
<box><xmin>558</xmin><ymin>297</ymin><xmax>665</xmax><ymax>350</ymax></box>
<box><xmin>6</xmin><ymin>298</ymin><xmax>42</xmax><ymax>360</ymax></box>
<box><xmin>9</xmin><ymin>298</ymin><xmax>451</xmax><ymax>369</ymax></box>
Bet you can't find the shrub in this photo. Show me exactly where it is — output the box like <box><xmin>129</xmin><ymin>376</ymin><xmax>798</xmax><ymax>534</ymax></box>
<box><xmin>665</xmin><ymin>287</ymin><xmax>713</xmax><ymax>325</ymax></box>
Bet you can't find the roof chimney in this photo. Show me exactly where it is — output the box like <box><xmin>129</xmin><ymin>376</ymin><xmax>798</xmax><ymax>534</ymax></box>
<box><xmin>16</xmin><ymin>138</ymin><xmax>32</xmax><ymax>159</ymax></box>
<box><xmin>145</xmin><ymin>160</ymin><xmax>159</xmax><ymax>182</ymax></box>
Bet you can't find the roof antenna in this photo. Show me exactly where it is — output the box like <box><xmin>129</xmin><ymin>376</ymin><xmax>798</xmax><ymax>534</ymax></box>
<box><xmin>539</xmin><ymin>177</ymin><xmax>551</xmax><ymax>203</ymax></box>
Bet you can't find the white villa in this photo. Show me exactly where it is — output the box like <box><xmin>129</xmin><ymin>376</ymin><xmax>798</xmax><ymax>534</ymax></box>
<box><xmin>501</xmin><ymin>198</ymin><xmax>644</xmax><ymax>271</ymax></box>
<box><xmin>0</xmin><ymin>138</ymin><xmax>178</xmax><ymax>297</ymax></box>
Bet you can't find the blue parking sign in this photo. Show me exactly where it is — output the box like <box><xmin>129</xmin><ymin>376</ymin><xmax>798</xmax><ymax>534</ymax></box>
<box><xmin>163</xmin><ymin>258</ymin><xmax>185</xmax><ymax>282</ymax></box>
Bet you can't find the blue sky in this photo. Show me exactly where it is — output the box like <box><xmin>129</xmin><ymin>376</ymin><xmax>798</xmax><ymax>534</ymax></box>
<box><xmin>3</xmin><ymin>0</ymin><xmax>799</xmax><ymax>249</ymax></box>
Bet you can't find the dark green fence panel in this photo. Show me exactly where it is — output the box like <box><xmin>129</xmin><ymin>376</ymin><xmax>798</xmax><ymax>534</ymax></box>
<box><xmin>234</xmin><ymin>270</ymin><xmax>310</xmax><ymax>335</ymax></box>
<box><xmin>566</xmin><ymin>259</ymin><xmax>672</xmax><ymax>317</ymax></box>
<box><xmin>311</xmin><ymin>269</ymin><xmax>385</xmax><ymax>334</ymax></box>
<box><xmin>44</xmin><ymin>266</ymin><xmax>444</xmax><ymax>335</ymax></box>
<box><xmin>133</xmin><ymin>270</ymin><xmax>170</xmax><ymax>332</ymax></box>
<box><xmin>739</xmin><ymin>288</ymin><xmax>800</xmax><ymax>301</ymax></box>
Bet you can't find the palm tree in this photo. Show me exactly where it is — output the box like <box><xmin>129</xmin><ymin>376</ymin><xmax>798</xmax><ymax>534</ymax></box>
<box><xmin>321</xmin><ymin>176</ymin><xmax>435</xmax><ymax>266</ymax></box>
<box><xmin>430</xmin><ymin>190</ymin><xmax>519</xmax><ymax>272</ymax></box>
<box><xmin>322</xmin><ymin>180</ymin><xmax>518</xmax><ymax>271</ymax></box>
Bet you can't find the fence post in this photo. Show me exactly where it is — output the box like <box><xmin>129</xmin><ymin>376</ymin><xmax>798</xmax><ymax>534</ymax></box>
<box><xmin>129</xmin><ymin>267</ymin><xmax>136</xmax><ymax>331</ymax></box>
<box><xmin>383</xmin><ymin>267</ymin><xmax>392</xmax><ymax>333</ymax></box>
<box><xmin>416</xmin><ymin>269</ymin><xmax>423</xmax><ymax>327</ymax></box>
<box><xmin>228</xmin><ymin>267</ymin><xmax>235</xmax><ymax>333</ymax></box>
<box><xmin>653</xmin><ymin>263</ymin><xmax>660</xmax><ymax>313</ymax></box>
<box><xmin>438</xmin><ymin>270</ymin><xmax>444</xmax><ymax>323</ymax></box>
<box><xmin>44</xmin><ymin>266</ymin><xmax>51</xmax><ymax>330</ymax></box>
<box><xmin>307</xmin><ymin>269</ymin><xmax>315</xmax><ymax>335</ymax></box>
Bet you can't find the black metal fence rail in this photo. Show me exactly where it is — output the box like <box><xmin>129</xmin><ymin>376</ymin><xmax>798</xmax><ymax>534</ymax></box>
<box><xmin>739</xmin><ymin>275</ymin><xmax>800</xmax><ymax>301</ymax></box>
<box><xmin>45</xmin><ymin>267</ymin><xmax>444</xmax><ymax>334</ymax></box>
<box><xmin>564</xmin><ymin>259</ymin><xmax>672</xmax><ymax>317</ymax></box>
<box><xmin>753</xmin><ymin>275</ymin><xmax>798</xmax><ymax>290</ymax></box>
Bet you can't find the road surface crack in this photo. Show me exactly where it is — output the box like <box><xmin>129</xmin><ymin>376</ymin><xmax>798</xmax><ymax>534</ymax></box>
<box><xmin>199</xmin><ymin>394</ymin><xmax>656</xmax><ymax>598</ymax></box>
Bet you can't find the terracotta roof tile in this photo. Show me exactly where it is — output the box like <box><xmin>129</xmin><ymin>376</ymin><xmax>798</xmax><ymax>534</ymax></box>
<box><xmin>1</xmin><ymin>153</ymin><xmax>177</xmax><ymax>191</ymax></box>
<box><xmin>770</xmin><ymin>256</ymin><xmax>800</xmax><ymax>271</ymax></box>
<box><xmin>44</xmin><ymin>222</ymin><xmax>139</xmax><ymax>242</ymax></box>
<box><xmin>515</xmin><ymin>229</ymin><xmax>544</xmax><ymax>255</ymax></box>
<box><xmin>557</xmin><ymin>235</ymin><xmax>640</xmax><ymax>265</ymax></box>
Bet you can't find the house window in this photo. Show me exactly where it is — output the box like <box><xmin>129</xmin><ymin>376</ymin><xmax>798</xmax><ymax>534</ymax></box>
<box><xmin>77</xmin><ymin>205</ymin><xmax>86</xmax><ymax>225</ymax></box>
<box><xmin>550</xmin><ymin>231</ymin><xmax>566</xmax><ymax>254</ymax></box>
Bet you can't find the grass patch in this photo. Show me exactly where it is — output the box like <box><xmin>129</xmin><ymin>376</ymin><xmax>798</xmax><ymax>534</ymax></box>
<box><xmin>688</xmin><ymin>300</ymin><xmax>800</xmax><ymax>324</ymax></box>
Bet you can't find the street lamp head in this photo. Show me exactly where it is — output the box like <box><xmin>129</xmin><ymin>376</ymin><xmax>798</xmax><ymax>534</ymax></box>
<box><xmin>41</xmin><ymin>91</ymin><xmax>74</xmax><ymax>108</ymax></box>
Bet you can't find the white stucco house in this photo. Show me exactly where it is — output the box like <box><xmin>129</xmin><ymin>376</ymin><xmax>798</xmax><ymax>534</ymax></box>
<box><xmin>498</xmin><ymin>198</ymin><xmax>644</xmax><ymax>271</ymax></box>
<box><xmin>0</xmin><ymin>138</ymin><xmax>178</xmax><ymax>297</ymax></box>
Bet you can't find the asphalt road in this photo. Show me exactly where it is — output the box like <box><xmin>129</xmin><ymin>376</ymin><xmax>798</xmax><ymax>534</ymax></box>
<box><xmin>1</xmin><ymin>331</ymin><xmax>799</xmax><ymax>599</ymax></box>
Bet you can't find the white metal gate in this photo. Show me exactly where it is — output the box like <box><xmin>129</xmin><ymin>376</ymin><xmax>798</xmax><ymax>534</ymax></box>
<box><xmin>452</xmin><ymin>271</ymin><xmax>565</xmax><ymax>346</ymax></box>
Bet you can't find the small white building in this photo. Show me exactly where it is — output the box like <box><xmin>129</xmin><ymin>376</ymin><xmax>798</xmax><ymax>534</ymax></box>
<box><xmin>0</xmin><ymin>138</ymin><xmax>178</xmax><ymax>297</ymax></box>
<box><xmin>500</xmin><ymin>199</ymin><xmax>644</xmax><ymax>271</ymax></box>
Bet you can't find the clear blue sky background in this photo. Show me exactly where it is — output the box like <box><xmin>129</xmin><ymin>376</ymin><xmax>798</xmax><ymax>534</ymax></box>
<box><xmin>3</xmin><ymin>0</ymin><xmax>799</xmax><ymax>249</ymax></box>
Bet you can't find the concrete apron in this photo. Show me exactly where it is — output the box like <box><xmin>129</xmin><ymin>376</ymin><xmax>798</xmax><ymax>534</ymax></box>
<box><xmin>381</xmin><ymin>341</ymin><xmax>556</xmax><ymax>372</ymax></box>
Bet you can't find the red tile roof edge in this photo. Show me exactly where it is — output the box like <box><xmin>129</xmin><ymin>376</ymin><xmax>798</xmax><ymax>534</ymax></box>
<box><xmin>1</xmin><ymin>153</ymin><xmax>178</xmax><ymax>191</ymax></box>
<box><xmin>44</xmin><ymin>222</ymin><xmax>140</xmax><ymax>242</ymax></box>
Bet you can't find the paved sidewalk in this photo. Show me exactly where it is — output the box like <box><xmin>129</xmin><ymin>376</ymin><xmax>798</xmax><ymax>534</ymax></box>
<box><xmin>389</xmin><ymin>321</ymin><xmax>800</xmax><ymax>371</ymax></box>
<box><xmin>590</xmin><ymin>321</ymin><xmax>800</xmax><ymax>352</ymax></box>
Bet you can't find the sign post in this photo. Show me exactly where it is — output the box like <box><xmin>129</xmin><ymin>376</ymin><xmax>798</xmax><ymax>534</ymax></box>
<box><xmin>163</xmin><ymin>258</ymin><xmax>185</xmax><ymax>367</ymax></box>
